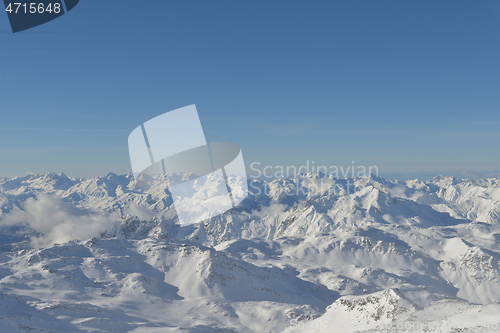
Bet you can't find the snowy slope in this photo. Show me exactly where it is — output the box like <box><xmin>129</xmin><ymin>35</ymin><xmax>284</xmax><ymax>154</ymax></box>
<box><xmin>1</xmin><ymin>173</ymin><xmax>500</xmax><ymax>332</ymax></box>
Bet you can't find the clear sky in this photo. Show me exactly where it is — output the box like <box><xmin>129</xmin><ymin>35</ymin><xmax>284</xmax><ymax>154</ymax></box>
<box><xmin>1</xmin><ymin>0</ymin><xmax>499</xmax><ymax>179</ymax></box>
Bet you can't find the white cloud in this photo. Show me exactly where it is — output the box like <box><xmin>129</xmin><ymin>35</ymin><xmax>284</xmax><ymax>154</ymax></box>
<box><xmin>0</xmin><ymin>194</ymin><xmax>120</xmax><ymax>247</ymax></box>
<box><xmin>251</xmin><ymin>203</ymin><xmax>287</xmax><ymax>218</ymax></box>
<box><xmin>124</xmin><ymin>202</ymin><xmax>155</xmax><ymax>221</ymax></box>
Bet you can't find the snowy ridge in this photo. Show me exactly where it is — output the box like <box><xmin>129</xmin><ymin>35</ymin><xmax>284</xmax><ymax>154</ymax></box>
<box><xmin>1</xmin><ymin>173</ymin><xmax>500</xmax><ymax>332</ymax></box>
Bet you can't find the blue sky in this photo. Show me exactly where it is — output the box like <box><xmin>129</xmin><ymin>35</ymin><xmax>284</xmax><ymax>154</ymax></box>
<box><xmin>1</xmin><ymin>0</ymin><xmax>499</xmax><ymax>179</ymax></box>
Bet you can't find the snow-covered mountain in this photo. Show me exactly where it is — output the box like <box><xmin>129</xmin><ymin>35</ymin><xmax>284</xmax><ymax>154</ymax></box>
<box><xmin>1</xmin><ymin>173</ymin><xmax>500</xmax><ymax>332</ymax></box>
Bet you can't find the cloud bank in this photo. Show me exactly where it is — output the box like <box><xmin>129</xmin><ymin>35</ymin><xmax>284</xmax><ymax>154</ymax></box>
<box><xmin>0</xmin><ymin>194</ymin><xmax>120</xmax><ymax>247</ymax></box>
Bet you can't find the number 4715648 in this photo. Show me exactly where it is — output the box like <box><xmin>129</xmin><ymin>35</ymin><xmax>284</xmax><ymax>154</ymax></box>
<box><xmin>5</xmin><ymin>2</ymin><xmax>61</xmax><ymax>14</ymax></box>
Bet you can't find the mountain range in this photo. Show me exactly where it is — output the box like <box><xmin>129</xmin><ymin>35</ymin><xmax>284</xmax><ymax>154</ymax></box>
<box><xmin>1</xmin><ymin>172</ymin><xmax>500</xmax><ymax>332</ymax></box>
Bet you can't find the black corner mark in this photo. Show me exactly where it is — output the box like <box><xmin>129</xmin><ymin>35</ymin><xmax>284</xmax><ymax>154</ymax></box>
<box><xmin>3</xmin><ymin>0</ymin><xmax>79</xmax><ymax>33</ymax></box>
<box><xmin>64</xmin><ymin>0</ymin><xmax>77</xmax><ymax>12</ymax></box>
